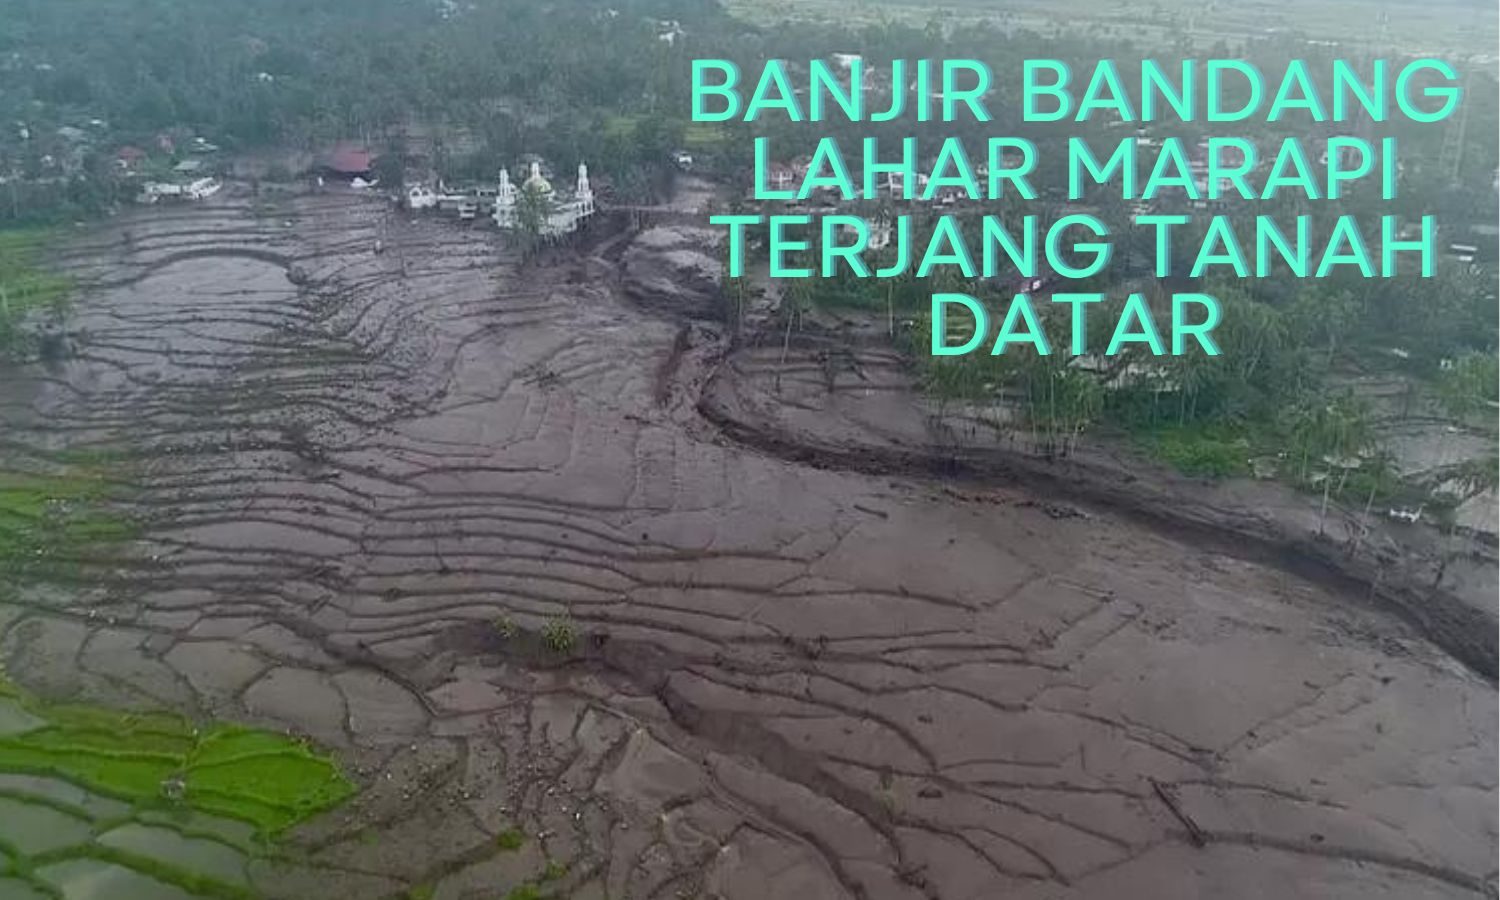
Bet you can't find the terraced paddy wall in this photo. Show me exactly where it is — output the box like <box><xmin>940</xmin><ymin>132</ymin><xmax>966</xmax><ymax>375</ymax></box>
<box><xmin>0</xmin><ymin>192</ymin><xmax>1491</xmax><ymax>900</ymax></box>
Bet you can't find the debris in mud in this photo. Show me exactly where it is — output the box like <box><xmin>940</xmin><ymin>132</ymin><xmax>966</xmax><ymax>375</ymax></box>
<box><xmin>1017</xmin><ymin>498</ymin><xmax>1091</xmax><ymax>520</ymax></box>
<box><xmin>1150</xmin><ymin>778</ymin><xmax>1207</xmax><ymax>848</ymax></box>
<box><xmin>159</xmin><ymin>773</ymin><xmax>187</xmax><ymax>803</ymax></box>
<box><xmin>897</xmin><ymin>864</ymin><xmax>930</xmax><ymax>888</ymax></box>
<box><xmin>817</xmin><ymin>346</ymin><xmax>868</xmax><ymax>390</ymax></box>
<box><xmin>36</xmin><ymin>324</ymin><xmax>75</xmax><ymax>363</ymax></box>
<box><xmin>520</xmin><ymin>363</ymin><xmax>561</xmax><ymax>389</ymax></box>
<box><xmin>620</xmin><ymin>225</ymin><xmax>725</xmax><ymax>318</ymax></box>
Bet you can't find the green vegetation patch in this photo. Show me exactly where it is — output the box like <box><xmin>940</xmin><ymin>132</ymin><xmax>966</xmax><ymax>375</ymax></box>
<box><xmin>681</xmin><ymin>122</ymin><xmax>729</xmax><ymax>149</ymax></box>
<box><xmin>0</xmin><ymin>674</ymin><xmax>357</xmax><ymax>897</ymax></box>
<box><xmin>0</xmin><ymin>469</ymin><xmax>136</xmax><ymax>591</ymax></box>
<box><xmin>0</xmin><ymin>230</ymin><xmax>72</xmax><ymax>357</ymax></box>
<box><xmin>0</xmin><ymin>676</ymin><xmax>355</xmax><ymax>837</ymax></box>
<box><xmin>1133</xmin><ymin>424</ymin><xmax>1254</xmax><ymax>479</ymax></box>
<box><xmin>495</xmin><ymin>827</ymin><xmax>526</xmax><ymax>851</ymax></box>
<box><xmin>603</xmin><ymin>114</ymin><xmax>643</xmax><ymax>139</ymax></box>
<box><xmin>541</xmin><ymin>616</ymin><xmax>576</xmax><ymax>654</ymax></box>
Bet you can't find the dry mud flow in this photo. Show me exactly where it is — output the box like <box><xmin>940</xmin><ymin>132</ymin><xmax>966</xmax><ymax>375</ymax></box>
<box><xmin>0</xmin><ymin>189</ymin><xmax>1495</xmax><ymax>900</ymax></box>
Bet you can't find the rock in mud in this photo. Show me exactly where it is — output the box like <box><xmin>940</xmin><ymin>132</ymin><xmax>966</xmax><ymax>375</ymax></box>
<box><xmin>620</xmin><ymin>225</ymin><xmax>724</xmax><ymax>319</ymax></box>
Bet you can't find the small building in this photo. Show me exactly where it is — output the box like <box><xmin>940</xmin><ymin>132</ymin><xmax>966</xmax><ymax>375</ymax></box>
<box><xmin>657</xmin><ymin>19</ymin><xmax>684</xmax><ymax>44</ymax></box>
<box><xmin>933</xmin><ymin>184</ymin><xmax>968</xmax><ymax>206</ymax></box>
<box><xmin>137</xmin><ymin>182</ymin><xmax>183</xmax><ymax>203</ymax></box>
<box><xmin>185</xmin><ymin>177</ymin><xmax>221</xmax><ymax>200</ymax></box>
<box><xmin>884</xmin><ymin>170</ymin><xmax>929</xmax><ymax>199</ymax></box>
<box><xmin>137</xmin><ymin>177</ymin><xmax>220</xmax><ymax>203</ymax></box>
<box><xmin>406</xmin><ymin>184</ymin><xmax>438</xmax><ymax>210</ymax></box>
<box><xmin>765</xmin><ymin>163</ymin><xmax>798</xmax><ymax>193</ymax></box>
<box><xmin>318</xmin><ymin>144</ymin><xmax>375</xmax><ymax>180</ymax></box>
<box><xmin>836</xmin><ymin>217</ymin><xmax>892</xmax><ymax>252</ymax></box>
<box><xmin>115</xmin><ymin>146</ymin><xmax>147</xmax><ymax>171</ymax></box>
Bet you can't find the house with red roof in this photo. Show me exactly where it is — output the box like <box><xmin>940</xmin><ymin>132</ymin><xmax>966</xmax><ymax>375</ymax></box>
<box><xmin>318</xmin><ymin>144</ymin><xmax>375</xmax><ymax>180</ymax></box>
<box><xmin>115</xmin><ymin>146</ymin><xmax>147</xmax><ymax>171</ymax></box>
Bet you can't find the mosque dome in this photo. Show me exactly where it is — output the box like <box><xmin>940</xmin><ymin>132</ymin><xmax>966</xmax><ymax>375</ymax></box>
<box><xmin>522</xmin><ymin>161</ymin><xmax>553</xmax><ymax>195</ymax></box>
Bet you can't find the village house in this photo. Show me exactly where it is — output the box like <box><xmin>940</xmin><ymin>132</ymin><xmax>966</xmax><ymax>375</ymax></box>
<box><xmin>318</xmin><ymin>144</ymin><xmax>375</xmax><ymax>181</ymax></box>
<box><xmin>137</xmin><ymin>175</ymin><xmax>221</xmax><ymax>204</ymax></box>
<box><xmin>835</xmin><ymin>216</ymin><xmax>893</xmax><ymax>252</ymax></box>
<box><xmin>657</xmin><ymin>19</ymin><xmax>685</xmax><ymax>44</ymax></box>
<box><xmin>765</xmin><ymin>161</ymin><xmax>800</xmax><ymax>194</ymax></box>
<box><xmin>884</xmin><ymin>169</ymin><xmax>930</xmax><ymax>200</ymax></box>
<box><xmin>406</xmin><ymin>184</ymin><xmax>438</xmax><ymax>210</ymax></box>
<box><xmin>932</xmin><ymin>183</ymin><xmax>969</xmax><ymax>206</ymax></box>
<box><xmin>185</xmin><ymin>176</ymin><xmax>222</xmax><ymax>200</ymax></box>
<box><xmin>115</xmin><ymin>145</ymin><xmax>147</xmax><ymax>171</ymax></box>
<box><xmin>55</xmin><ymin>126</ymin><xmax>88</xmax><ymax>146</ymax></box>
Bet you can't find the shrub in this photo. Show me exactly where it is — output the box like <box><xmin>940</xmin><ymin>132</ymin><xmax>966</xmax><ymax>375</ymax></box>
<box><xmin>542</xmin><ymin>616</ymin><xmax>576</xmax><ymax>654</ymax></box>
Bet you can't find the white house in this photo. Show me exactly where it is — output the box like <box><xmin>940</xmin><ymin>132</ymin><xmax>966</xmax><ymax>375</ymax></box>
<box><xmin>406</xmin><ymin>184</ymin><xmax>438</xmax><ymax>210</ymax></box>
<box><xmin>137</xmin><ymin>182</ymin><xmax>182</xmax><ymax>203</ymax></box>
<box><xmin>184</xmin><ymin>177</ymin><xmax>221</xmax><ymax>200</ymax></box>
<box><xmin>138</xmin><ymin>178</ymin><xmax>220</xmax><ymax>203</ymax></box>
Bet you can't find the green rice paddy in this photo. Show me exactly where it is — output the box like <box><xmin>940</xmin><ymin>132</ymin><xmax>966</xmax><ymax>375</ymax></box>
<box><xmin>0</xmin><ymin>674</ymin><xmax>356</xmax><ymax>898</ymax></box>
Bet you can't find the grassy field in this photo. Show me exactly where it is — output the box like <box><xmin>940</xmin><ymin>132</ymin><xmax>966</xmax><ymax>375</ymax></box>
<box><xmin>724</xmin><ymin>0</ymin><xmax>1500</xmax><ymax>59</ymax></box>
<box><xmin>0</xmin><ymin>229</ymin><xmax>71</xmax><ymax>357</ymax></box>
<box><xmin>0</xmin><ymin>469</ymin><xmax>135</xmax><ymax>591</ymax></box>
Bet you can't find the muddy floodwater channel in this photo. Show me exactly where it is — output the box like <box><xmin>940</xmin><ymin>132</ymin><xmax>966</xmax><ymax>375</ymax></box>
<box><xmin>0</xmin><ymin>191</ymin><xmax>1493</xmax><ymax>900</ymax></box>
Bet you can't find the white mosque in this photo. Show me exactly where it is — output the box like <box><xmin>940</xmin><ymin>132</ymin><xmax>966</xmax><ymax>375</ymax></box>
<box><xmin>493</xmin><ymin>160</ymin><xmax>595</xmax><ymax>236</ymax></box>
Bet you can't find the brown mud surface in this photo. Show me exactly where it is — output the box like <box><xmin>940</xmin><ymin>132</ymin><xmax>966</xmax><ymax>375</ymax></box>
<box><xmin>699</xmin><ymin>340</ymin><xmax>1499</xmax><ymax>683</ymax></box>
<box><xmin>0</xmin><ymin>190</ymin><xmax>1494</xmax><ymax>899</ymax></box>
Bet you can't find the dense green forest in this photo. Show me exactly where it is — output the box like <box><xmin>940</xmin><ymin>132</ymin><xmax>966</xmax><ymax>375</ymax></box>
<box><xmin>2</xmin><ymin>0</ymin><xmax>1496</xmax><ymax>224</ymax></box>
<box><xmin>0</xmin><ymin>0</ymin><xmax>740</xmax><ymax>221</ymax></box>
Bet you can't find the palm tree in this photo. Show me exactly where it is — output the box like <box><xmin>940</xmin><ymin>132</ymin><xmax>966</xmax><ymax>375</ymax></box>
<box><xmin>1311</xmin><ymin>395</ymin><xmax>1374</xmax><ymax>536</ymax></box>
<box><xmin>775</xmin><ymin>276</ymin><xmax>813</xmax><ymax>395</ymax></box>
